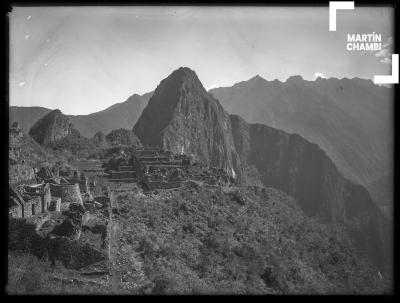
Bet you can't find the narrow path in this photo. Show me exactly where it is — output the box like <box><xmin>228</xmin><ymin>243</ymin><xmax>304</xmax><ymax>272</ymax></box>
<box><xmin>106</xmin><ymin>185</ymin><xmax>151</xmax><ymax>293</ymax></box>
<box><xmin>107</xmin><ymin>184</ymin><xmax>119</xmax><ymax>291</ymax></box>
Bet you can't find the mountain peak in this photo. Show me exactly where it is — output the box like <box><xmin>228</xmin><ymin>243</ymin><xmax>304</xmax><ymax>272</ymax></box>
<box><xmin>133</xmin><ymin>67</ymin><xmax>241</xmax><ymax>174</ymax></box>
<box><xmin>163</xmin><ymin>67</ymin><xmax>200</xmax><ymax>85</ymax></box>
<box><xmin>154</xmin><ymin>67</ymin><xmax>208</xmax><ymax>101</ymax></box>
<box><xmin>47</xmin><ymin>108</ymin><xmax>64</xmax><ymax>117</ymax></box>
<box><xmin>286</xmin><ymin>75</ymin><xmax>305</xmax><ymax>84</ymax></box>
<box><xmin>167</xmin><ymin>67</ymin><xmax>201</xmax><ymax>83</ymax></box>
<box><xmin>173</xmin><ymin>66</ymin><xmax>197</xmax><ymax>76</ymax></box>
<box><xmin>29</xmin><ymin>108</ymin><xmax>79</xmax><ymax>146</ymax></box>
<box><xmin>251</xmin><ymin>74</ymin><xmax>262</xmax><ymax>80</ymax></box>
<box><xmin>248</xmin><ymin>74</ymin><xmax>267</xmax><ymax>83</ymax></box>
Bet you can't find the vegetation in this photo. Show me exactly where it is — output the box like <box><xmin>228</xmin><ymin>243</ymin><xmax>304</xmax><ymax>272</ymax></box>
<box><xmin>7</xmin><ymin>252</ymin><xmax>124</xmax><ymax>294</ymax></box>
<box><xmin>111</xmin><ymin>185</ymin><xmax>391</xmax><ymax>294</ymax></box>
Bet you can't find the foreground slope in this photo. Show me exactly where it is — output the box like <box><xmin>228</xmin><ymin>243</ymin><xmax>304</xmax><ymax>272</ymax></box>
<box><xmin>132</xmin><ymin>67</ymin><xmax>391</xmax><ymax>274</ymax></box>
<box><xmin>108</xmin><ymin>184</ymin><xmax>389</xmax><ymax>294</ymax></box>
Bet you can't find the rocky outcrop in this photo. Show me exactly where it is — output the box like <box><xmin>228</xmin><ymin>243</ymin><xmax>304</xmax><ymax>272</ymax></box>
<box><xmin>133</xmin><ymin>67</ymin><xmax>242</xmax><ymax>176</ymax></box>
<box><xmin>29</xmin><ymin>109</ymin><xmax>77</xmax><ymax>146</ymax></box>
<box><xmin>105</xmin><ymin>128</ymin><xmax>142</xmax><ymax>147</ymax></box>
<box><xmin>28</xmin><ymin>109</ymin><xmax>99</xmax><ymax>156</ymax></box>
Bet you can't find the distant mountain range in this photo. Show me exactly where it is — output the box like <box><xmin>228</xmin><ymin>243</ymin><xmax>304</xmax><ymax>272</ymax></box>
<box><xmin>209</xmin><ymin>75</ymin><xmax>393</xmax><ymax>215</ymax></box>
<box><xmin>26</xmin><ymin>109</ymin><xmax>142</xmax><ymax>157</ymax></box>
<box><xmin>9</xmin><ymin>92</ymin><xmax>152</xmax><ymax>138</ymax></box>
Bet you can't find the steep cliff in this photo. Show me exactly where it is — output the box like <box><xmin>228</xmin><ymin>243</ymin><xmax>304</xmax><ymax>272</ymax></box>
<box><xmin>230</xmin><ymin>115</ymin><xmax>391</xmax><ymax>273</ymax></box>
<box><xmin>133</xmin><ymin>67</ymin><xmax>242</xmax><ymax>176</ymax></box>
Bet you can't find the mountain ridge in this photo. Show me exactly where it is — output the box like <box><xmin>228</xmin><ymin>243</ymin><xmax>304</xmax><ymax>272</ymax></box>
<box><xmin>209</xmin><ymin>73</ymin><xmax>393</xmax><ymax>215</ymax></box>
<box><xmin>10</xmin><ymin>92</ymin><xmax>153</xmax><ymax>138</ymax></box>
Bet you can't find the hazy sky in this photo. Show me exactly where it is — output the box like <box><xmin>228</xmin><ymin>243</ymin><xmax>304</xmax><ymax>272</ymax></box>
<box><xmin>10</xmin><ymin>6</ymin><xmax>394</xmax><ymax>115</ymax></box>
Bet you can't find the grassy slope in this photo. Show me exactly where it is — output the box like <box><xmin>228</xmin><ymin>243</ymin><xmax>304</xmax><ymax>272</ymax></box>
<box><xmin>110</xmin><ymin>184</ymin><xmax>389</xmax><ymax>294</ymax></box>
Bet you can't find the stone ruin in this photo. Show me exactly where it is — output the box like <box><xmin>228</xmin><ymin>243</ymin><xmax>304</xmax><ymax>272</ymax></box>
<box><xmin>9</xmin><ymin>202</ymin><xmax>107</xmax><ymax>270</ymax></box>
<box><xmin>49</xmin><ymin>183</ymin><xmax>83</xmax><ymax>209</ymax></box>
<box><xmin>9</xmin><ymin>185</ymin><xmax>49</xmax><ymax>218</ymax></box>
<box><xmin>9</xmin><ymin>165</ymin><xmax>94</xmax><ymax>218</ymax></box>
<box><xmin>69</xmin><ymin>170</ymin><xmax>90</xmax><ymax>194</ymax></box>
<box><xmin>10</xmin><ymin>121</ymin><xmax>22</xmax><ymax>133</ymax></box>
<box><xmin>35</xmin><ymin>166</ymin><xmax>69</xmax><ymax>184</ymax></box>
<box><xmin>105</xmin><ymin>150</ymin><xmax>137</xmax><ymax>182</ymax></box>
<box><xmin>120</xmin><ymin>146</ymin><xmax>234</xmax><ymax>190</ymax></box>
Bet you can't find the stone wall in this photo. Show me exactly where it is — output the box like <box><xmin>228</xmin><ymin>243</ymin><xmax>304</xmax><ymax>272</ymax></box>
<box><xmin>144</xmin><ymin>179</ymin><xmax>182</xmax><ymax>190</ymax></box>
<box><xmin>24</xmin><ymin>184</ymin><xmax>51</xmax><ymax>213</ymax></box>
<box><xmin>110</xmin><ymin>171</ymin><xmax>136</xmax><ymax>179</ymax></box>
<box><xmin>48</xmin><ymin>197</ymin><xmax>61</xmax><ymax>212</ymax></box>
<box><xmin>78</xmin><ymin>178</ymin><xmax>89</xmax><ymax>193</ymax></box>
<box><xmin>107</xmin><ymin>186</ymin><xmax>114</xmax><ymax>208</ymax></box>
<box><xmin>9</xmin><ymin>205</ymin><xmax>22</xmax><ymax>218</ymax></box>
<box><xmin>118</xmin><ymin>165</ymin><xmax>133</xmax><ymax>172</ymax></box>
<box><xmin>20</xmin><ymin>201</ymin><xmax>30</xmax><ymax>218</ymax></box>
<box><xmin>30</xmin><ymin>196</ymin><xmax>42</xmax><ymax>216</ymax></box>
<box><xmin>50</xmin><ymin>183</ymin><xmax>83</xmax><ymax>205</ymax></box>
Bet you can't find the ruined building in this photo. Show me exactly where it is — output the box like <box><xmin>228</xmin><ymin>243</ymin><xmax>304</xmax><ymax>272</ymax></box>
<box><xmin>124</xmin><ymin>147</ymin><xmax>232</xmax><ymax>190</ymax></box>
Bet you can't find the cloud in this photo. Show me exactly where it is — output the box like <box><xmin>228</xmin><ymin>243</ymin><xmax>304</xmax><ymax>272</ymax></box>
<box><xmin>314</xmin><ymin>72</ymin><xmax>326</xmax><ymax>80</ymax></box>
<box><xmin>382</xmin><ymin>37</ymin><xmax>393</xmax><ymax>48</ymax></box>
<box><xmin>380</xmin><ymin>57</ymin><xmax>392</xmax><ymax>64</ymax></box>
<box><xmin>24</xmin><ymin>34</ymin><xmax>30</xmax><ymax>40</ymax></box>
<box><xmin>376</xmin><ymin>37</ymin><xmax>393</xmax><ymax>65</ymax></box>
<box><xmin>18</xmin><ymin>81</ymin><xmax>26</xmax><ymax>88</ymax></box>
<box><xmin>207</xmin><ymin>84</ymin><xmax>219</xmax><ymax>90</ymax></box>
<box><xmin>375</xmin><ymin>48</ymin><xmax>389</xmax><ymax>58</ymax></box>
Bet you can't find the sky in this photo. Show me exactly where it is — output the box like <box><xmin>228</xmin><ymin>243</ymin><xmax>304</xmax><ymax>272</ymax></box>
<box><xmin>9</xmin><ymin>6</ymin><xmax>394</xmax><ymax>115</ymax></box>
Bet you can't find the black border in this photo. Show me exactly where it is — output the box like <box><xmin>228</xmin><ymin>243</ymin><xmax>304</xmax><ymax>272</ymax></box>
<box><xmin>1</xmin><ymin>0</ymin><xmax>398</xmax><ymax>298</ymax></box>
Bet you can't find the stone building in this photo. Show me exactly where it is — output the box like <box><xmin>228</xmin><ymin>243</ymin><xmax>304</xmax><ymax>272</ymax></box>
<box><xmin>49</xmin><ymin>183</ymin><xmax>83</xmax><ymax>205</ymax></box>
<box><xmin>48</xmin><ymin>197</ymin><xmax>61</xmax><ymax>212</ymax></box>
<box><xmin>9</xmin><ymin>197</ymin><xmax>22</xmax><ymax>218</ymax></box>
<box><xmin>9</xmin><ymin>186</ymin><xmax>38</xmax><ymax>218</ymax></box>
<box><xmin>24</xmin><ymin>183</ymin><xmax>51</xmax><ymax>213</ymax></box>
<box><xmin>68</xmin><ymin>170</ymin><xmax>90</xmax><ymax>194</ymax></box>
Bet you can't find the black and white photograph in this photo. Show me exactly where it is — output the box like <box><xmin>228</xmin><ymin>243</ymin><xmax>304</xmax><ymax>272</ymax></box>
<box><xmin>6</xmin><ymin>3</ymin><xmax>396</xmax><ymax>295</ymax></box>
